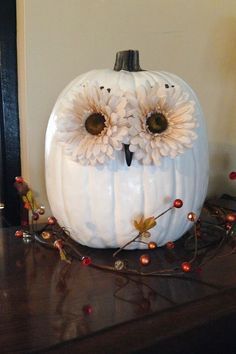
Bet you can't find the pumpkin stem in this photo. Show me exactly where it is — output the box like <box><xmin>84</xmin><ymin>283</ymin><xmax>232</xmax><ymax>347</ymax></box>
<box><xmin>114</xmin><ymin>50</ymin><xmax>142</xmax><ymax>72</ymax></box>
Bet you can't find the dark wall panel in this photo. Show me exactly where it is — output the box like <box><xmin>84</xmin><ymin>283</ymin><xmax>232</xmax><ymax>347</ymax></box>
<box><xmin>0</xmin><ymin>0</ymin><xmax>21</xmax><ymax>226</ymax></box>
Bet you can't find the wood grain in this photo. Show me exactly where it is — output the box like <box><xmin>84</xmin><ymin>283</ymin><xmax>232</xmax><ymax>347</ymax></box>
<box><xmin>0</xmin><ymin>202</ymin><xmax>236</xmax><ymax>353</ymax></box>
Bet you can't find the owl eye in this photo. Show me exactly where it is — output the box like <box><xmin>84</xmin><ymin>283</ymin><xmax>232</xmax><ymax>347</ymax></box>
<box><xmin>85</xmin><ymin>113</ymin><xmax>106</xmax><ymax>135</ymax></box>
<box><xmin>146</xmin><ymin>112</ymin><xmax>168</xmax><ymax>134</ymax></box>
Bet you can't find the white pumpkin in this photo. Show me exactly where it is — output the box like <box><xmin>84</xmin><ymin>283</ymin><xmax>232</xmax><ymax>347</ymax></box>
<box><xmin>45</xmin><ymin>50</ymin><xmax>208</xmax><ymax>249</ymax></box>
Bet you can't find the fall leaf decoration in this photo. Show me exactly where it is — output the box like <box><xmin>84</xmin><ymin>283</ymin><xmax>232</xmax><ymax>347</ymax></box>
<box><xmin>113</xmin><ymin>215</ymin><xmax>157</xmax><ymax>257</ymax></box>
<box><xmin>113</xmin><ymin>201</ymin><xmax>183</xmax><ymax>257</ymax></box>
<box><xmin>54</xmin><ymin>239</ymin><xmax>71</xmax><ymax>264</ymax></box>
<box><xmin>134</xmin><ymin>216</ymin><xmax>157</xmax><ymax>236</ymax></box>
<box><xmin>14</xmin><ymin>178</ymin><xmax>37</xmax><ymax>210</ymax></box>
<box><xmin>14</xmin><ymin>176</ymin><xmax>45</xmax><ymax>226</ymax></box>
<box><xmin>22</xmin><ymin>190</ymin><xmax>39</xmax><ymax>211</ymax></box>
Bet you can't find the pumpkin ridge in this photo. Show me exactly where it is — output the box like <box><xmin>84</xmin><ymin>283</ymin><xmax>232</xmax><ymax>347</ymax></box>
<box><xmin>61</xmin><ymin>155</ymin><xmax>71</xmax><ymax>234</ymax></box>
<box><xmin>113</xmin><ymin>159</ymin><xmax>120</xmax><ymax>248</ymax></box>
<box><xmin>192</xmin><ymin>144</ymin><xmax>199</xmax><ymax>215</ymax></box>
<box><xmin>140</xmin><ymin>163</ymin><xmax>146</xmax><ymax>250</ymax></box>
<box><xmin>168</xmin><ymin>71</ymin><xmax>207</xmax><ymax>233</ymax></box>
<box><xmin>58</xmin><ymin>146</ymin><xmax>71</xmax><ymax>238</ymax></box>
<box><xmin>131</xmin><ymin>72</ymin><xmax>145</xmax><ymax>250</ymax></box>
<box><xmin>175</xmin><ymin>155</ymin><xmax>186</xmax><ymax>240</ymax></box>
<box><xmin>114</xmin><ymin>72</ymin><xmax>129</xmax><ymax>248</ymax></box>
<box><xmin>162</xmin><ymin>156</ymin><xmax>175</xmax><ymax>245</ymax></box>
<box><xmin>145</xmin><ymin>72</ymin><xmax>175</xmax><ymax>246</ymax></box>
<box><xmin>156</xmin><ymin>162</ymin><xmax>170</xmax><ymax>246</ymax></box>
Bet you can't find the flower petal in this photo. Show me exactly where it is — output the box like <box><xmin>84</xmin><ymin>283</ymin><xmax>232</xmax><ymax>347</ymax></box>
<box><xmin>127</xmin><ymin>83</ymin><xmax>198</xmax><ymax>165</ymax></box>
<box><xmin>56</xmin><ymin>82</ymin><xmax>130</xmax><ymax>165</ymax></box>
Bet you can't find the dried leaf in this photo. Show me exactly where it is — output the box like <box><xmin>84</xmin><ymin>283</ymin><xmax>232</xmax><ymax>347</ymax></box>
<box><xmin>59</xmin><ymin>249</ymin><xmax>71</xmax><ymax>264</ymax></box>
<box><xmin>24</xmin><ymin>202</ymin><xmax>30</xmax><ymax>210</ymax></box>
<box><xmin>25</xmin><ymin>190</ymin><xmax>39</xmax><ymax>211</ymax></box>
<box><xmin>134</xmin><ymin>216</ymin><xmax>144</xmax><ymax>232</ymax></box>
<box><xmin>22</xmin><ymin>196</ymin><xmax>32</xmax><ymax>210</ymax></box>
<box><xmin>134</xmin><ymin>216</ymin><xmax>156</xmax><ymax>233</ymax></box>
<box><xmin>143</xmin><ymin>216</ymin><xmax>157</xmax><ymax>231</ymax></box>
<box><xmin>26</xmin><ymin>190</ymin><xmax>33</xmax><ymax>205</ymax></box>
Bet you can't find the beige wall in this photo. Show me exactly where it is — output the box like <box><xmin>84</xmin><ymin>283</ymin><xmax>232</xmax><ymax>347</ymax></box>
<box><xmin>17</xmin><ymin>0</ymin><xmax>236</xmax><ymax>218</ymax></box>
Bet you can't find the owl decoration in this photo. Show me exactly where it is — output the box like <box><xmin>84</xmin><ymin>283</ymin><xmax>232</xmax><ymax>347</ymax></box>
<box><xmin>45</xmin><ymin>50</ymin><xmax>208</xmax><ymax>249</ymax></box>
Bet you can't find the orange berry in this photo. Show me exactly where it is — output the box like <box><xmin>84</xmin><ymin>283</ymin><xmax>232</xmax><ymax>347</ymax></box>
<box><xmin>15</xmin><ymin>230</ymin><xmax>23</xmax><ymax>238</ymax></box>
<box><xmin>139</xmin><ymin>254</ymin><xmax>151</xmax><ymax>266</ymax></box>
<box><xmin>148</xmin><ymin>241</ymin><xmax>157</xmax><ymax>249</ymax></box>
<box><xmin>181</xmin><ymin>262</ymin><xmax>191</xmax><ymax>273</ymax></box>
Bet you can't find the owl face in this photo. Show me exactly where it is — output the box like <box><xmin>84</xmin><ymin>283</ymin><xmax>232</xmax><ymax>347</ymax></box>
<box><xmin>56</xmin><ymin>78</ymin><xmax>197</xmax><ymax>166</ymax></box>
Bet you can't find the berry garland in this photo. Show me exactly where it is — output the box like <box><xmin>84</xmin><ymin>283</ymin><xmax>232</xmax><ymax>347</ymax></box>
<box><xmin>13</xmin><ymin>175</ymin><xmax>236</xmax><ymax>277</ymax></box>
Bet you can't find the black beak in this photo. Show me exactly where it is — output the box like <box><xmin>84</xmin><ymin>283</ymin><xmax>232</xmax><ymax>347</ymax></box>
<box><xmin>124</xmin><ymin>144</ymin><xmax>133</xmax><ymax>166</ymax></box>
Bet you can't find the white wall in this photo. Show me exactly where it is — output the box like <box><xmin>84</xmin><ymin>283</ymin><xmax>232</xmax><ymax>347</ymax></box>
<box><xmin>17</xmin><ymin>0</ymin><xmax>236</xmax><ymax>218</ymax></box>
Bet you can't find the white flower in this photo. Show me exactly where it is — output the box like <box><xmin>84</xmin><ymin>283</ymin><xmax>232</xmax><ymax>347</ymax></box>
<box><xmin>56</xmin><ymin>83</ymin><xmax>128</xmax><ymax>165</ymax></box>
<box><xmin>128</xmin><ymin>83</ymin><xmax>198</xmax><ymax>165</ymax></box>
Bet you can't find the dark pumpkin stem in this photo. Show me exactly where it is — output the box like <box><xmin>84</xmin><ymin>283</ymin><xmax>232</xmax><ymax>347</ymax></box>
<box><xmin>114</xmin><ymin>50</ymin><xmax>142</xmax><ymax>72</ymax></box>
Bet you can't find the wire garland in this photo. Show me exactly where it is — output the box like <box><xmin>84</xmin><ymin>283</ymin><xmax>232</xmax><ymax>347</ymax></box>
<box><xmin>14</xmin><ymin>177</ymin><xmax>236</xmax><ymax>278</ymax></box>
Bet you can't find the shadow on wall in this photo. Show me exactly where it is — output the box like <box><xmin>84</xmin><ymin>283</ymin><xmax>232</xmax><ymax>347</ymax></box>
<box><xmin>208</xmin><ymin>142</ymin><xmax>236</xmax><ymax>198</ymax></box>
<box><xmin>204</xmin><ymin>17</ymin><xmax>236</xmax><ymax>196</ymax></box>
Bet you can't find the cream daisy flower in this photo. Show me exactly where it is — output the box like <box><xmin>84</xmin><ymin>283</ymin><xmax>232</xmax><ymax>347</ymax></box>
<box><xmin>56</xmin><ymin>83</ymin><xmax>128</xmax><ymax>165</ymax></box>
<box><xmin>128</xmin><ymin>83</ymin><xmax>198</xmax><ymax>165</ymax></box>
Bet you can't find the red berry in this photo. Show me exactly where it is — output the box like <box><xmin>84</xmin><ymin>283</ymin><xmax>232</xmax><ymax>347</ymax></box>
<box><xmin>181</xmin><ymin>262</ymin><xmax>191</xmax><ymax>273</ymax></box>
<box><xmin>82</xmin><ymin>305</ymin><xmax>93</xmax><ymax>315</ymax></box>
<box><xmin>139</xmin><ymin>254</ymin><xmax>151</xmax><ymax>266</ymax></box>
<box><xmin>32</xmin><ymin>212</ymin><xmax>39</xmax><ymax>221</ymax></box>
<box><xmin>173</xmin><ymin>199</ymin><xmax>183</xmax><ymax>208</ymax></box>
<box><xmin>225</xmin><ymin>213</ymin><xmax>236</xmax><ymax>223</ymax></box>
<box><xmin>82</xmin><ymin>256</ymin><xmax>92</xmax><ymax>266</ymax></box>
<box><xmin>47</xmin><ymin>216</ymin><xmax>57</xmax><ymax>225</ymax></box>
<box><xmin>166</xmin><ymin>241</ymin><xmax>175</xmax><ymax>249</ymax></box>
<box><xmin>15</xmin><ymin>176</ymin><xmax>24</xmax><ymax>183</ymax></box>
<box><xmin>15</xmin><ymin>230</ymin><xmax>23</xmax><ymax>238</ymax></box>
<box><xmin>225</xmin><ymin>223</ymin><xmax>232</xmax><ymax>231</ymax></box>
<box><xmin>229</xmin><ymin>171</ymin><xmax>236</xmax><ymax>180</ymax></box>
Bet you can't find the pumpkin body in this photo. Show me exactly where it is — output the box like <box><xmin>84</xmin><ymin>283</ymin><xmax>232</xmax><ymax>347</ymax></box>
<box><xmin>45</xmin><ymin>64</ymin><xmax>208</xmax><ymax>249</ymax></box>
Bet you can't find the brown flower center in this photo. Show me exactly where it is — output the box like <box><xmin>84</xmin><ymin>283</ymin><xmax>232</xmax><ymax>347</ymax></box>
<box><xmin>85</xmin><ymin>113</ymin><xmax>106</xmax><ymax>135</ymax></box>
<box><xmin>146</xmin><ymin>112</ymin><xmax>168</xmax><ymax>134</ymax></box>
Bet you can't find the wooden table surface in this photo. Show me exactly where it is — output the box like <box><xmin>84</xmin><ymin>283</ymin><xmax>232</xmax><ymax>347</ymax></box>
<box><xmin>1</xmin><ymin>198</ymin><xmax>236</xmax><ymax>353</ymax></box>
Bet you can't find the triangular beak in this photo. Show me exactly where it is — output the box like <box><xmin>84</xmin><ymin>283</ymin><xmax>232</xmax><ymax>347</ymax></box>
<box><xmin>124</xmin><ymin>144</ymin><xmax>133</xmax><ymax>166</ymax></box>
